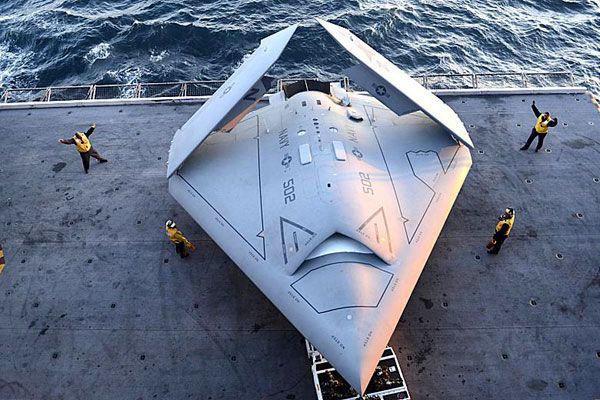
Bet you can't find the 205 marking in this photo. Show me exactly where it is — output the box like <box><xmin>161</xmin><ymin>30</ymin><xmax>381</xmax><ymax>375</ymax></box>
<box><xmin>359</xmin><ymin>172</ymin><xmax>374</xmax><ymax>195</ymax></box>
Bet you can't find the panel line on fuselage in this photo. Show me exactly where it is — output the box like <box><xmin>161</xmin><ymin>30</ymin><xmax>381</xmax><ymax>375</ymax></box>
<box><xmin>289</xmin><ymin>260</ymin><xmax>394</xmax><ymax>314</ymax></box>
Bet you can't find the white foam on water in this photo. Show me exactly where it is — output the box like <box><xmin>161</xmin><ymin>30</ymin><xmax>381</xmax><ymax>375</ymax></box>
<box><xmin>106</xmin><ymin>65</ymin><xmax>150</xmax><ymax>84</ymax></box>
<box><xmin>149</xmin><ymin>50</ymin><xmax>168</xmax><ymax>62</ymax></box>
<box><xmin>85</xmin><ymin>43</ymin><xmax>112</xmax><ymax>64</ymax></box>
<box><xmin>0</xmin><ymin>43</ymin><xmax>36</xmax><ymax>87</ymax></box>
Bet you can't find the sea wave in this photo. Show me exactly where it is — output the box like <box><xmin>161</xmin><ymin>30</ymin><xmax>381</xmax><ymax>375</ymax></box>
<box><xmin>0</xmin><ymin>0</ymin><xmax>598</xmax><ymax>93</ymax></box>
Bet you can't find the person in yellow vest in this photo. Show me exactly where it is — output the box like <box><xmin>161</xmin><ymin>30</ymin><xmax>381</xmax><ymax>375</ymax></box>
<box><xmin>165</xmin><ymin>220</ymin><xmax>195</xmax><ymax>259</ymax></box>
<box><xmin>487</xmin><ymin>208</ymin><xmax>515</xmax><ymax>255</ymax></box>
<box><xmin>59</xmin><ymin>122</ymin><xmax>108</xmax><ymax>173</ymax></box>
<box><xmin>520</xmin><ymin>100</ymin><xmax>558</xmax><ymax>152</ymax></box>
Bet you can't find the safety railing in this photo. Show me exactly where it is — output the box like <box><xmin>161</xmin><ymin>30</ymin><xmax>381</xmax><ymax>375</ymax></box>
<box><xmin>0</xmin><ymin>81</ymin><xmax>227</xmax><ymax>103</ymax></box>
<box><xmin>0</xmin><ymin>72</ymin><xmax>577</xmax><ymax>104</ymax></box>
<box><xmin>411</xmin><ymin>71</ymin><xmax>575</xmax><ymax>90</ymax></box>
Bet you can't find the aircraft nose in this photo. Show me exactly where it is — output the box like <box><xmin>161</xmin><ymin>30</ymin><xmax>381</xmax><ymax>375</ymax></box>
<box><xmin>345</xmin><ymin>356</ymin><xmax>381</xmax><ymax>395</ymax></box>
<box><xmin>324</xmin><ymin>318</ymin><xmax>391</xmax><ymax>395</ymax></box>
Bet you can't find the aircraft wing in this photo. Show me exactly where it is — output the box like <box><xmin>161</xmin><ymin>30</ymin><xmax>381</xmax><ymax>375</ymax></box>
<box><xmin>167</xmin><ymin>24</ymin><xmax>297</xmax><ymax>177</ymax></box>
<box><xmin>317</xmin><ymin>18</ymin><xmax>474</xmax><ymax>149</ymax></box>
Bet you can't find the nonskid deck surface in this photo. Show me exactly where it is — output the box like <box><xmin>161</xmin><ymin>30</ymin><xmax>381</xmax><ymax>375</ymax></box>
<box><xmin>0</xmin><ymin>92</ymin><xmax>598</xmax><ymax>399</ymax></box>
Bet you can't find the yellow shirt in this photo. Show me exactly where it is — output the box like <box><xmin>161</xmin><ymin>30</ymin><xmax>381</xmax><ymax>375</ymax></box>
<box><xmin>166</xmin><ymin>227</ymin><xmax>190</xmax><ymax>245</ymax></box>
<box><xmin>534</xmin><ymin>115</ymin><xmax>551</xmax><ymax>134</ymax></box>
<box><xmin>73</xmin><ymin>132</ymin><xmax>92</xmax><ymax>153</ymax></box>
<box><xmin>495</xmin><ymin>214</ymin><xmax>515</xmax><ymax>236</ymax></box>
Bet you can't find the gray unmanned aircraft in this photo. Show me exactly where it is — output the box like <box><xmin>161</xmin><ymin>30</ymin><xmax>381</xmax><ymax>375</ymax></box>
<box><xmin>167</xmin><ymin>19</ymin><xmax>473</xmax><ymax>394</ymax></box>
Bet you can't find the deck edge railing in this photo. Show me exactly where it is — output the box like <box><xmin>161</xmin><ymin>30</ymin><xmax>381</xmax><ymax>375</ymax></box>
<box><xmin>0</xmin><ymin>71</ymin><xmax>580</xmax><ymax>104</ymax></box>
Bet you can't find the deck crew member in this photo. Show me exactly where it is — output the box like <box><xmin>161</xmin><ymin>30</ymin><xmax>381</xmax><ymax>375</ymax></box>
<box><xmin>487</xmin><ymin>208</ymin><xmax>515</xmax><ymax>255</ymax></box>
<box><xmin>59</xmin><ymin>122</ymin><xmax>108</xmax><ymax>173</ymax></box>
<box><xmin>165</xmin><ymin>220</ymin><xmax>195</xmax><ymax>259</ymax></box>
<box><xmin>520</xmin><ymin>100</ymin><xmax>558</xmax><ymax>152</ymax></box>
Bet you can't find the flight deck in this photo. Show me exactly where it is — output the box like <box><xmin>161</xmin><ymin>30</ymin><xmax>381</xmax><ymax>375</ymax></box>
<box><xmin>0</xmin><ymin>87</ymin><xmax>599</xmax><ymax>399</ymax></box>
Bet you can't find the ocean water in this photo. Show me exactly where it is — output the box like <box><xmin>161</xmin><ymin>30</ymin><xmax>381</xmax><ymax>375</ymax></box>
<box><xmin>0</xmin><ymin>0</ymin><xmax>599</xmax><ymax>93</ymax></box>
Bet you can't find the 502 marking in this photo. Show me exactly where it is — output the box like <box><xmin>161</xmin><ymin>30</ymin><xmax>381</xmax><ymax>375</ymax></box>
<box><xmin>283</xmin><ymin>178</ymin><xmax>296</xmax><ymax>204</ymax></box>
